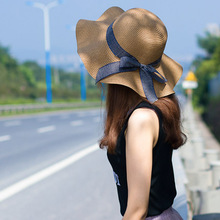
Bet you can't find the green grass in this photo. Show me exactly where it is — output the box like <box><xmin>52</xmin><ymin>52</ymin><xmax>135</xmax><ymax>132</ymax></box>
<box><xmin>0</xmin><ymin>98</ymin><xmax>38</xmax><ymax>105</ymax></box>
<box><xmin>0</xmin><ymin>98</ymin><xmax>101</xmax><ymax>105</ymax></box>
<box><xmin>0</xmin><ymin>104</ymin><xmax>103</xmax><ymax>117</ymax></box>
<box><xmin>0</xmin><ymin>99</ymin><xmax>105</xmax><ymax>117</ymax></box>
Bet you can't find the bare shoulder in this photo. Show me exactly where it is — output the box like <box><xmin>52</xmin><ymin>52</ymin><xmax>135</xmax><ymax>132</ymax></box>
<box><xmin>127</xmin><ymin>108</ymin><xmax>159</xmax><ymax>129</ymax></box>
<box><xmin>126</xmin><ymin>108</ymin><xmax>159</xmax><ymax>147</ymax></box>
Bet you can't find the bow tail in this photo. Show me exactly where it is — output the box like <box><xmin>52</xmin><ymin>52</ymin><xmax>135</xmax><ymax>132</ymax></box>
<box><xmin>140</xmin><ymin>69</ymin><xmax>158</xmax><ymax>103</ymax></box>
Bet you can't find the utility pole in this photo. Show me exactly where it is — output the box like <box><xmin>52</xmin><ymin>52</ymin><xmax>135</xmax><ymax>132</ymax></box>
<box><xmin>80</xmin><ymin>61</ymin><xmax>86</xmax><ymax>101</ymax></box>
<box><xmin>26</xmin><ymin>0</ymin><xmax>63</xmax><ymax>103</ymax></box>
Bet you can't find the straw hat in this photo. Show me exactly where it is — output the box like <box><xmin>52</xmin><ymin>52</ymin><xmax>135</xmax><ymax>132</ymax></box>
<box><xmin>76</xmin><ymin>7</ymin><xmax>183</xmax><ymax>102</ymax></box>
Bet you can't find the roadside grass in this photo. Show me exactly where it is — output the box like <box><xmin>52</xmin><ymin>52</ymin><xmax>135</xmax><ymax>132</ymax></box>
<box><xmin>0</xmin><ymin>100</ymin><xmax>104</xmax><ymax>117</ymax></box>
<box><xmin>0</xmin><ymin>98</ymin><xmax>101</xmax><ymax>105</ymax></box>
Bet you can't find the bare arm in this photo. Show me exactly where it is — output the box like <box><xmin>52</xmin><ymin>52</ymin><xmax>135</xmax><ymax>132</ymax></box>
<box><xmin>122</xmin><ymin>108</ymin><xmax>159</xmax><ymax>220</ymax></box>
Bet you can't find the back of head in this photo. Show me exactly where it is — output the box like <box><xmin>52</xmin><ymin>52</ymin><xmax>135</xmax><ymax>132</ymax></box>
<box><xmin>100</xmin><ymin>84</ymin><xmax>186</xmax><ymax>153</ymax></box>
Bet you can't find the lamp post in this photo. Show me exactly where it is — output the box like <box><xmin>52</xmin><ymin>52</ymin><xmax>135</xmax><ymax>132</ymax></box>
<box><xmin>26</xmin><ymin>0</ymin><xmax>63</xmax><ymax>103</ymax></box>
<box><xmin>80</xmin><ymin>60</ymin><xmax>86</xmax><ymax>101</ymax></box>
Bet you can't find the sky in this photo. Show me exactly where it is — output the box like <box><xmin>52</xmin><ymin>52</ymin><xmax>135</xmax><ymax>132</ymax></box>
<box><xmin>0</xmin><ymin>0</ymin><xmax>220</xmax><ymax>72</ymax></box>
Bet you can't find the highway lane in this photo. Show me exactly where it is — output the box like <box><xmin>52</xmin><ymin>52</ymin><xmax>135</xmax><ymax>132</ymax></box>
<box><xmin>0</xmin><ymin>109</ymin><xmax>121</xmax><ymax>220</ymax></box>
<box><xmin>0</xmin><ymin>110</ymin><xmax>103</xmax><ymax>188</ymax></box>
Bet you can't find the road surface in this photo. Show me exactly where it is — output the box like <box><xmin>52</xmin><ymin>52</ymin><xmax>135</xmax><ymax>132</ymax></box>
<box><xmin>0</xmin><ymin>109</ymin><xmax>121</xmax><ymax>220</ymax></box>
<box><xmin>0</xmin><ymin>103</ymin><xmax>187</xmax><ymax>220</ymax></box>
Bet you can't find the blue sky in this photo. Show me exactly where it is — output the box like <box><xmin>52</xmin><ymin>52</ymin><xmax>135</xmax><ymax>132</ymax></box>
<box><xmin>0</xmin><ymin>0</ymin><xmax>219</xmax><ymax>71</ymax></box>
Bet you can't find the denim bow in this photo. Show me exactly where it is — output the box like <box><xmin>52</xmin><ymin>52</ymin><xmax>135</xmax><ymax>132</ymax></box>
<box><xmin>95</xmin><ymin>23</ymin><xmax>167</xmax><ymax>103</ymax></box>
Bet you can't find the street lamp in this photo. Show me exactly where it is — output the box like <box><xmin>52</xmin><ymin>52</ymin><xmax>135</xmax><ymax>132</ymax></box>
<box><xmin>26</xmin><ymin>0</ymin><xmax>63</xmax><ymax>103</ymax></box>
<box><xmin>80</xmin><ymin>60</ymin><xmax>86</xmax><ymax>101</ymax></box>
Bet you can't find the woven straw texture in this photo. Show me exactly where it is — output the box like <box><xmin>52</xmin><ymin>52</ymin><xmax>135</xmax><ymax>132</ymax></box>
<box><xmin>76</xmin><ymin>7</ymin><xmax>183</xmax><ymax>98</ymax></box>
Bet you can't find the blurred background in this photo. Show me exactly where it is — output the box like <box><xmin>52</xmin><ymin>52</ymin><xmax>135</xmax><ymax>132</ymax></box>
<box><xmin>0</xmin><ymin>0</ymin><xmax>220</xmax><ymax>219</ymax></box>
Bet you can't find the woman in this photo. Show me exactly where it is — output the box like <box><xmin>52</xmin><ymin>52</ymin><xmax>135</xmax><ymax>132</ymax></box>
<box><xmin>76</xmin><ymin>7</ymin><xmax>186</xmax><ymax>219</ymax></box>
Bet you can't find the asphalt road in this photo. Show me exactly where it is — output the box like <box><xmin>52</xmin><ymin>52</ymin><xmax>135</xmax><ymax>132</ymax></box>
<box><xmin>0</xmin><ymin>109</ymin><xmax>121</xmax><ymax>220</ymax></box>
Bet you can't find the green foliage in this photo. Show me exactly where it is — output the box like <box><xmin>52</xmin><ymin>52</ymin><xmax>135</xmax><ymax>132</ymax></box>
<box><xmin>0</xmin><ymin>44</ymin><xmax>31</xmax><ymax>98</ymax></box>
<box><xmin>0</xmin><ymin>43</ymin><xmax>101</xmax><ymax>104</ymax></box>
<box><xmin>19</xmin><ymin>65</ymin><xmax>36</xmax><ymax>87</ymax></box>
<box><xmin>192</xmin><ymin>33</ymin><xmax>220</xmax><ymax>107</ymax></box>
<box><xmin>0</xmin><ymin>45</ymin><xmax>18</xmax><ymax>69</ymax></box>
<box><xmin>193</xmin><ymin>31</ymin><xmax>220</xmax><ymax>141</ymax></box>
<box><xmin>193</xmin><ymin>59</ymin><xmax>218</xmax><ymax>106</ymax></box>
<box><xmin>202</xmin><ymin>96</ymin><xmax>220</xmax><ymax>142</ymax></box>
<box><xmin>57</xmin><ymin>69</ymin><xmax>80</xmax><ymax>90</ymax></box>
<box><xmin>197</xmin><ymin>32</ymin><xmax>220</xmax><ymax>56</ymax></box>
<box><xmin>23</xmin><ymin>61</ymin><xmax>45</xmax><ymax>82</ymax></box>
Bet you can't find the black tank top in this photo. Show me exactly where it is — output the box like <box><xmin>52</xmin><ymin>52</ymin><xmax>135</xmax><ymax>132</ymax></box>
<box><xmin>107</xmin><ymin>101</ymin><xmax>177</xmax><ymax>217</ymax></box>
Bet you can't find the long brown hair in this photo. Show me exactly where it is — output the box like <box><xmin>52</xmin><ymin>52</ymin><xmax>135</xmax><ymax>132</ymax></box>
<box><xmin>99</xmin><ymin>84</ymin><xmax>186</xmax><ymax>154</ymax></box>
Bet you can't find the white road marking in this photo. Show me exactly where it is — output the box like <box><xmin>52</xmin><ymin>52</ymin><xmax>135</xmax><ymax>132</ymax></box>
<box><xmin>93</xmin><ymin>117</ymin><xmax>100</xmax><ymax>122</ymax></box>
<box><xmin>70</xmin><ymin>120</ymin><xmax>83</xmax><ymax>126</ymax></box>
<box><xmin>4</xmin><ymin>120</ymin><xmax>21</xmax><ymax>127</ymax></box>
<box><xmin>0</xmin><ymin>135</ymin><xmax>11</xmax><ymax>142</ymax></box>
<box><xmin>0</xmin><ymin>144</ymin><xmax>99</xmax><ymax>202</ymax></box>
<box><xmin>37</xmin><ymin>126</ymin><xmax>56</xmax><ymax>133</ymax></box>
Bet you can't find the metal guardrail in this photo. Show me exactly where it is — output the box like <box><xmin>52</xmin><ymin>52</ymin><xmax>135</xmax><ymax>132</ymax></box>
<box><xmin>0</xmin><ymin>102</ymin><xmax>101</xmax><ymax>114</ymax></box>
<box><xmin>179</xmin><ymin>101</ymin><xmax>220</xmax><ymax>219</ymax></box>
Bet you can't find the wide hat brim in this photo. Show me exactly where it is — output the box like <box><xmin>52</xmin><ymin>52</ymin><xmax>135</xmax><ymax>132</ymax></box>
<box><xmin>76</xmin><ymin>7</ymin><xmax>183</xmax><ymax>99</ymax></box>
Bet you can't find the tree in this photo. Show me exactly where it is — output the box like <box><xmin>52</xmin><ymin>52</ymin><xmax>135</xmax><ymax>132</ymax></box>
<box><xmin>23</xmin><ymin>61</ymin><xmax>45</xmax><ymax>82</ymax></box>
<box><xmin>0</xmin><ymin>43</ymin><xmax>101</xmax><ymax>102</ymax></box>
<box><xmin>192</xmin><ymin>32</ymin><xmax>220</xmax><ymax>107</ymax></box>
<box><xmin>197</xmin><ymin>32</ymin><xmax>220</xmax><ymax>56</ymax></box>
